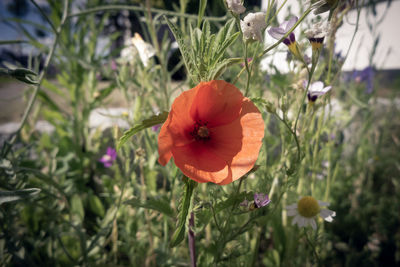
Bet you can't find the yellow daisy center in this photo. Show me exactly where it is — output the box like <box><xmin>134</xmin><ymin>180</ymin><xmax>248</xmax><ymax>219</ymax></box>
<box><xmin>297</xmin><ymin>196</ymin><xmax>320</xmax><ymax>218</ymax></box>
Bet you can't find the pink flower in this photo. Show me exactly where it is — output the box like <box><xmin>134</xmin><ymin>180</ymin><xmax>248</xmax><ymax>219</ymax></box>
<box><xmin>99</xmin><ymin>147</ymin><xmax>117</xmax><ymax>168</ymax></box>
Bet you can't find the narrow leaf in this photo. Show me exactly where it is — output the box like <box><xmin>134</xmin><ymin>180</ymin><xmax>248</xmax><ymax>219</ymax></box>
<box><xmin>170</xmin><ymin>177</ymin><xmax>197</xmax><ymax>247</ymax></box>
<box><xmin>197</xmin><ymin>0</ymin><xmax>207</xmax><ymax>28</ymax></box>
<box><xmin>0</xmin><ymin>40</ymin><xmax>28</xmax><ymax>45</ymax></box>
<box><xmin>125</xmin><ymin>197</ymin><xmax>174</xmax><ymax>217</ymax></box>
<box><xmin>208</xmin><ymin>57</ymin><xmax>242</xmax><ymax>80</ymax></box>
<box><xmin>0</xmin><ymin>188</ymin><xmax>41</xmax><ymax>205</ymax></box>
<box><xmin>164</xmin><ymin>16</ymin><xmax>197</xmax><ymax>82</ymax></box>
<box><xmin>117</xmin><ymin>112</ymin><xmax>168</xmax><ymax>150</ymax></box>
<box><xmin>214</xmin><ymin>191</ymin><xmax>253</xmax><ymax>214</ymax></box>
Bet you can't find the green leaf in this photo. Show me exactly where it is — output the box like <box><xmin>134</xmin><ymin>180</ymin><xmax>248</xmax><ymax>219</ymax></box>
<box><xmin>214</xmin><ymin>18</ymin><xmax>236</xmax><ymax>50</ymax></box>
<box><xmin>0</xmin><ymin>67</ymin><xmax>38</xmax><ymax>85</ymax></box>
<box><xmin>164</xmin><ymin>16</ymin><xmax>197</xmax><ymax>83</ymax></box>
<box><xmin>88</xmin><ymin>194</ymin><xmax>105</xmax><ymax>217</ymax></box>
<box><xmin>37</xmin><ymin>90</ymin><xmax>62</xmax><ymax>113</ymax></box>
<box><xmin>0</xmin><ymin>188</ymin><xmax>41</xmax><ymax>205</ymax></box>
<box><xmin>42</xmin><ymin>79</ymin><xmax>65</xmax><ymax>96</ymax></box>
<box><xmin>170</xmin><ymin>177</ymin><xmax>197</xmax><ymax>247</ymax></box>
<box><xmin>213</xmin><ymin>31</ymin><xmax>240</xmax><ymax>64</ymax></box>
<box><xmin>16</xmin><ymin>23</ymin><xmax>46</xmax><ymax>51</ymax></box>
<box><xmin>197</xmin><ymin>0</ymin><xmax>207</xmax><ymax>28</ymax></box>
<box><xmin>0</xmin><ymin>40</ymin><xmax>28</xmax><ymax>45</ymax></box>
<box><xmin>214</xmin><ymin>191</ymin><xmax>253</xmax><ymax>214</ymax></box>
<box><xmin>90</xmin><ymin>83</ymin><xmax>116</xmax><ymax>109</ymax></box>
<box><xmin>2</xmin><ymin>17</ymin><xmax>51</xmax><ymax>32</ymax></box>
<box><xmin>117</xmin><ymin>111</ymin><xmax>168</xmax><ymax>150</ymax></box>
<box><xmin>208</xmin><ymin>57</ymin><xmax>242</xmax><ymax>81</ymax></box>
<box><xmin>125</xmin><ymin>196</ymin><xmax>174</xmax><ymax>217</ymax></box>
<box><xmin>251</xmin><ymin>97</ymin><xmax>276</xmax><ymax>113</ymax></box>
<box><xmin>70</xmin><ymin>194</ymin><xmax>85</xmax><ymax>221</ymax></box>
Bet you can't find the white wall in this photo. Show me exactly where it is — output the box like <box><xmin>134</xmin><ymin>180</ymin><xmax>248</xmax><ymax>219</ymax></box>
<box><xmin>261</xmin><ymin>0</ymin><xmax>399</xmax><ymax>72</ymax></box>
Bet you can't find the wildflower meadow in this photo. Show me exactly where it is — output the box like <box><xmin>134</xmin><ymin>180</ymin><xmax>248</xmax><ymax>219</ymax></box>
<box><xmin>1</xmin><ymin>0</ymin><xmax>399</xmax><ymax>266</ymax></box>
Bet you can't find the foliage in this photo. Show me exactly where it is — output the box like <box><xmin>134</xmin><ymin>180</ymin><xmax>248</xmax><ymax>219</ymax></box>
<box><xmin>0</xmin><ymin>0</ymin><xmax>399</xmax><ymax>266</ymax></box>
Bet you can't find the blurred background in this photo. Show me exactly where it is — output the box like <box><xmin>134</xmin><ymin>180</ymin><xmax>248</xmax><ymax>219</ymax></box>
<box><xmin>0</xmin><ymin>0</ymin><xmax>399</xmax><ymax>266</ymax></box>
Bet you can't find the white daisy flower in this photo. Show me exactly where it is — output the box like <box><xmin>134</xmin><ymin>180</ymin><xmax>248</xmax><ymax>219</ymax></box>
<box><xmin>304</xmin><ymin>81</ymin><xmax>332</xmax><ymax>102</ymax></box>
<box><xmin>226</xmin><ymin>0</ymin><xmax>245</xmax><ymax>14</ymax></box>
<box><xmin>287</xmin><ymin>196</ymin><xmax>336</xmax><ymax>230</ymax></box>
<box><xmin>240</xmin><ymin>12</ymin><xmax>266</xmax><ymax>42</ymax></box>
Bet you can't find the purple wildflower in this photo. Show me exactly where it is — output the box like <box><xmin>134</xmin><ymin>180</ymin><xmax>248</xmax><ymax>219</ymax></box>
<box><xmin>151</xmin><ymin>124</ymin><xmax>161</xmax><ymax>132</ymax></box>
<box><xmin>304</xmin><ymin>81</ymin><xmax>332</xmax><ymax>102</ymax></box>
<box><xmin>99</xmin><ymin>147</ymin><xmax>117</xmax><ymax>168</ymax></box>
<box><xmin>240</xmin><ymin>57</ymin><xmax>253</xmax><ymax>68</ymax></box>
<box><xmin>111</xmin><ymin>60</ymin><xmax>117</xmax><ymax>71</ymax></box>
<box><xmin>268</xmin><ymin>16</ymin><xmax>298</xmax><ymax>46</ymax></box>
<box><xmin>254</xmin><ymin>193</ymin><xmax>271</xmax><ymax>208</ymax></box>
<box><xmin>305</xmin><ymin>22</ymin><xmax>329</xmax><ymax>51</ymax></box>
<box><xmin>352</xmin><ymin>66</ymin><xmax>374</xmax><ymax>94</ymax></box>
<box><xmin>268</xmin><ymin>17</ymin><xmax>302</xmax><ymax>59</ymax></box>
<box><xmin>240</xmin><ymin>199</ymin><xmax>249</xmax><ymax>207</ymax></box>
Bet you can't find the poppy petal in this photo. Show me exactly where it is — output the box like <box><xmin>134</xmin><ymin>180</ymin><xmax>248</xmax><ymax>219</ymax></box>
<box><xmin>190</xmin><ymin>80</ymin><xmax>243</xmax><ymax>127</ymax></box>
<box><xmin>172</xmin><ymin>141</ymin><xmax>231</xmax><ymax>184</ymax></box>
<box><xmin>158</xmin><ymin>115</ymin><xmax>173</xmax><ymax>165</ymax></box>
<box><xmin>167</xmin><ymin>85</ymin><xmax>200</xmax><ymax>146</ymax></box>
<box><xmin>217</xmin><ymin>98</ymin><xmax>264</xmax><ymax>184</ymax></box>
<box><xmin>158</xmin><ymin>80</ymin><xmax>264</xmax><ymax>185</ymax></box>
<box><xmin>158</xmin><ymin>86</ymin><xmax>200</xmax><ymax>165</ymax></box>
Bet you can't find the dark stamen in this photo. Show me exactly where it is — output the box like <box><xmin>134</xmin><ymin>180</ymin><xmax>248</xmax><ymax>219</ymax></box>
<box><xmin>191</xmin><ymin>122</ymin><xmax>210</xmax><ymax>141</ymax></box>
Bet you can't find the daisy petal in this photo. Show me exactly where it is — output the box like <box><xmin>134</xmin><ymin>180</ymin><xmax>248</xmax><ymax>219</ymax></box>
<box><xmin>292</xmin><ymin>215</ymin><xmax>300</xmax><ymax>226</ymax></box>
<box><xmin>320</xmin><ymin>209</ymin><xmax>336</xmax><ymax>222</ymax></box>
<box><xmin>287</xmin><ymin>209</ymin><xmax>298</xmax><ymax>216</ymax></box>
<box><xmin>286</xmin><ymin>203</ymin><xmax>297</xmax><ymax>210</ymax></box>
<box><xmin>317</xmin><ymin>200</ymin><xmax>330</xmax><ymax>206</ymax></box>
<box><xmin>299</xmin><ymin>217</ymin><xmax>306</xmax><ymax>227</ymax></box>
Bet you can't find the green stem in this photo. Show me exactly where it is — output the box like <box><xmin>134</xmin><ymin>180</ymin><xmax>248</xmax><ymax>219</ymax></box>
<box><xmin>329</xmin><ymin>3</ymin><xmax>361</xmax><ymax>85</ymax></box>
<box><xmin>145</xmin><ymin>0</ymin><xmax>170</xmax><ymax>109</ymax></box>
<box><xmin>215</xmin><ymin>177</ymin><xmax>244</xmax><ymax>263</ymax></box>
<box><xmin>8</xmin><ymin>0</ymin><xmax>69</xmax><ymax>150</ymax></box>
<box><xmin>259</xmin><ymin>9</ymin><xmax>311</xmax><ymax>58</ymax></box>
<box><xmin>29</xmin><ymin>0</ymin><xmax>57</xmax><ymax>33</ymax></box>
<box><xmin>310</xmin><ymin>105</ymin><xmax>325</xmax><ymax>195</ymax></box>
<box><xmin>233</xmin><ymin>8</ymin><xmax>311</xmax><ymax>85</ymax></box>
<box><xmin>275</xmin><ymin>114</ymin><xmax>301</xmax><ymax>163</ymax></box>
<box><xmin>304</xmin><ymin>229</ymin><xmax>321</xmax><ymax>265</ymax></box>
<box><xmin>267</xmin><ymin>0</ymin><xmax>287</xmax><ymax>26</ymax></box>
<box><xmin>68</xmin><ymin>4</ymin><xmax>227</xmax><ymax>21</ymax></box>
<box><xmin>244</xmin><ymin>42</ymin><xmax>251</xmax><ymax>97</ymax></box>
<box><xmin>294</xmin><ymin>71</ymin><xmax>313</xmax><ymax>143</ymax></box>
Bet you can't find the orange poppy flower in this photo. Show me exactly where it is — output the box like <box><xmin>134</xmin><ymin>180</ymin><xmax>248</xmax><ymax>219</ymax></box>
<box><xmin>158</xmin><ymin>80</ymin><xmax>264</xmax><ymax>185</ymax></box>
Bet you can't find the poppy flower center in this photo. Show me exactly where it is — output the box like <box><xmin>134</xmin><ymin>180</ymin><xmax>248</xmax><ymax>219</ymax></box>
<box><xmin>197</xmin><ymin>126</ymin><xmax>209</xmax><ymax>138</ymax></box>
<box><xmin>191</xmin><ymin>123</ymin><xmax>210</xmax><ymax>141</ymax></box>
<box><xmin>297</xmin><ymin>196</ymin><xmax>320</xmax><ymax>218</ymax></box>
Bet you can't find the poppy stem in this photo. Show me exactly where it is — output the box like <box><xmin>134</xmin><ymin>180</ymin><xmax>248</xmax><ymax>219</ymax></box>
<box><xmin>188</xmin><ymin>211</ymin><xmax>197</xmax><ymax>267</ymax></box>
